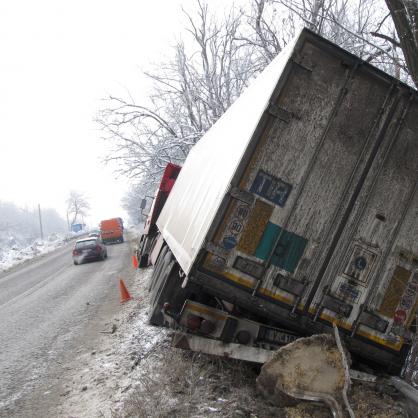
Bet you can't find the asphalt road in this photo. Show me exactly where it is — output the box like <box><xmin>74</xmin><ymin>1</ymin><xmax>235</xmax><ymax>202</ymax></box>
<box><xmin>0</xmin><ymin>239</ymin><xmax>134</xmax><ymax>418</ymax></box>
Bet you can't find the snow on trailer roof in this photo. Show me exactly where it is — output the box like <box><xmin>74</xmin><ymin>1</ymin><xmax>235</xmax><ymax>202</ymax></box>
<box><xmin>157</xmin><ymin>31</ymin><xmax>301</xmax><ymax>275</ymax></box>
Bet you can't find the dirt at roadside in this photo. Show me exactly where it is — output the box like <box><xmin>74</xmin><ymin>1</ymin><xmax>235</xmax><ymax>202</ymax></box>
<box><xmin>51</xmin><ymin>240</ymin><xmax>410</xmax><ymax>418</ymax></box>
<box><xmin>117</xmin><ymin>344</ymin><xmax>408</xmax><ymax>418</ymax></box>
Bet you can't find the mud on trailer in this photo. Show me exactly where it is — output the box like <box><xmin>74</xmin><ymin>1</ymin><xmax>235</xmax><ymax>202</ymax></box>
<box><xmin>146</xmin><ymin>28</ymin><xmax>418</xmax><ymax>373</ymax></box>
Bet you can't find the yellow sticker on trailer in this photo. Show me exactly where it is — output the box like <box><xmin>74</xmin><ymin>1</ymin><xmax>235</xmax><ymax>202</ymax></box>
<box><xmin>379</xmin><ymin>266</ymin><xmax>411</xmax><ymax>318</ymax></box>
<box><xmin>237</xmin><ymin>199</ymin><xmax>273</xmax><ymax>255</ymax></box>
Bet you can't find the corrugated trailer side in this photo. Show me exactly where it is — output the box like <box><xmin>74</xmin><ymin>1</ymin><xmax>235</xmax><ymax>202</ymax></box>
<box><xmin>156</xmin><ymin>29</ymin><xmax>418</xmax><ymax>371</ymax></box>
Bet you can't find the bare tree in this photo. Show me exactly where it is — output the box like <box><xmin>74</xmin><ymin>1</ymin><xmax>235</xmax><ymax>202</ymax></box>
<box><xmin>66</xmin><ymin>191</ymin><xmax>90</xmax><ymax>228</ymax></box>
<box><xmin>122</xmin><ymin>182</ymin><xmax>156</xmax><ymax>225</ymax></box>
<box><xmin>385</xmin><ymin>0</ymin><xmax>418</xmax><ymax>87</ymax></box>
<box><xmin>99</xmin><ymin>0</ymin><xmax>418</xmax><ymax>212</ymax></box>
<box><xmin>264</xmin><ymin>1</ymin><xmax>394</xmax><ymax>62</ymax></box>
<box><xmin>97</xmin><ymin>1</ymin><xmax>259</xmax><ymax>186</ymax></box>
<box><xmin>266</xmin><ymin>0</ymin><xmax>416</xmax><ymax>84</ymax></box>
<box><xmin>234</xmin><ymin>0</ymin><xmax>292</xmax><ymax>68</ymax></box>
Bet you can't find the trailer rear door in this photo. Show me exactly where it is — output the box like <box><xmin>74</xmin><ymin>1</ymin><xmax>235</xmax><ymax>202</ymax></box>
<box><xmin>201</xmin><ymin>33</ymin><xmax>418</xmax><ymax>354</ymax></box>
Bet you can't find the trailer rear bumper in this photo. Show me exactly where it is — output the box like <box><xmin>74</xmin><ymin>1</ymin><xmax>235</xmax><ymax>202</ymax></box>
<box><xmin>391</xmin><ymin>377</ymin><xmax>418</xmax><ymax>417</ymax></box>
<box><xmin>192</xmin><ymin>270</ymin><xmax>407</xmax><ymax>373</ymax></box>
<box><xmin>171</xmin><ymin>332</ymin><xmax>275</xmax><ymax>363</ymax></box>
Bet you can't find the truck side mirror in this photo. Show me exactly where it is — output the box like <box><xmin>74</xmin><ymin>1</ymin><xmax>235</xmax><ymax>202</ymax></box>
<box><xmin>140</xmin><ymin>198</ymin><xmax>147</xmax><ymax>210</ymax></box>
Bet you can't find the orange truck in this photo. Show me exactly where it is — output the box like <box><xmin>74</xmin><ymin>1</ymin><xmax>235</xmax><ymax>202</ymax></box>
<box><xmin>100</xmin><ymin>218</ymin><xmax>124</xmax><ymax>244</ymax></box>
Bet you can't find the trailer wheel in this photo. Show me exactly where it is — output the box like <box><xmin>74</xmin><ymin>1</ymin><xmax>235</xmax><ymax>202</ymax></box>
<box><xmin>139</xmin><ymin>235</ymin><xmax>155</xmax><ymax>267</ymax></box>
<box><xmin>138</xmin><ymin>254</ymin><xmax>148</xmax><ymax>268</ymax></box>
<box><xmin>148</xmin><ymin>252</ymin><xmax>187</xmax><ymax>326</ymax></box>
<box><xmin>148</xmin><ymin>245</ymin><xmax>170</xmax><ymax>292</ymax></box>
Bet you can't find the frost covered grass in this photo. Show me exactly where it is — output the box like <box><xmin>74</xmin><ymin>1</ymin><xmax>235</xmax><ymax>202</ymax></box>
<box><xmin>118</xmin><ymin>341</ymin><xmax>408</xmax><ymax>418</ymax></box>
<box><xmin>113</xmin><ymin>286</ymin><xmax>409</xmax><ymax>418</ymax></box>
<box><xmin>119</xmin><ymin>350</ymin><xmax>267</xmax><ymax>418</ymax></box>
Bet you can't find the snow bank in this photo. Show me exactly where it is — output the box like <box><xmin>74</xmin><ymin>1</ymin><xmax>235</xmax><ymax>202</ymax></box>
<box><xmin>0</xmin><ymin>231</ymin><xmax>83</xmax><ymax>272</ymax></box>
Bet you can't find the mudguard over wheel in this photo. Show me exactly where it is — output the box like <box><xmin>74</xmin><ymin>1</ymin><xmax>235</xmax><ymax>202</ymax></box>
<box><xmin>138</xmin><ymin>253</ymin><xmax>149</xmax><ymax>268</ymax></box>
<box><xmin>148</xmin><ymin>250</ymin><xmax>188</xmax><ymax>326</ymax></box>
<box><xmin>138</xmin><ymin>234</ymin><xmax>158</xmax><ymax>268</ymax></box>
<box><xmin>148</xmin><ymin>245</ymin><xmax>170</xmax><ymax>292</ymax></box>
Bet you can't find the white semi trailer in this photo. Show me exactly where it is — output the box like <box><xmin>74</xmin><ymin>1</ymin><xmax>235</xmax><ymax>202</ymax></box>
<box><xmin>147</xmin><ymin>28</ymin><xmax>418</xmax><ymax>373</ymax></box>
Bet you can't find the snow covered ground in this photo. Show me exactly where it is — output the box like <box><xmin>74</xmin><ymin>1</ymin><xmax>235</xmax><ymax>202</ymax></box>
<box><xmin>54</xmin><ymin>267</ymin><xmax>411</xmax><ymax>418</ymax></box>
<box><xmin>0</xmin><ymin>231</ymin><xmax>84</xmax><ymax>272</ymax></box>
<box><xmin>2</xmin><ymin>228</ymin><xmax>411</xmax><ymax>417</ymax></box>
<box><xmin>53</xmin><ymin>266</ymin><xmax>268</xmax><ymax>418</ymax></box>
<box><xmin>54</xmin><ymin>267</ymin><xmax>168</xmax><ymax>418</ymax></box>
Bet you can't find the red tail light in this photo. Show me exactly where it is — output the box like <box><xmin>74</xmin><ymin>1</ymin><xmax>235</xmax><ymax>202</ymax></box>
<box><xmin>73</xmin><ymin>249</ymin><xmax>80</xmax><ymax>255</ymax></box>
<box><xmin>186</xmin><ymin>314</ymin><xmax>202</xmax><ymax>330</ymax></box>
<box><xmin>96</xmin><ymin>245</ymin><xmax>101</xmax><ymax>252</ymax></box>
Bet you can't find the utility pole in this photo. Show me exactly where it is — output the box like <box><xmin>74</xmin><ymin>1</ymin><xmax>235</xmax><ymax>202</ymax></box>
<box><xmin>38</xmin><ymin>204</ymin><xmax>44</xmax><ymax>240</ymax></box>
<box><xmin>66</xmin><ymin>211</ymin><xmax>70</xmax><ymax>231</ymax></box>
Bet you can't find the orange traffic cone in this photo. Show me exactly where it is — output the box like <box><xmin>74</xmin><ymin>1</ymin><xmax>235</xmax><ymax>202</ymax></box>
<box><xmin>119</xmin><ymin>279</ymin><xmax>132</xmax><ymax>303</ymax></box>
<box><xmin>132</xmin><ymin>254</ymin><xmax>138</xmax><ymax>269</ymax></box>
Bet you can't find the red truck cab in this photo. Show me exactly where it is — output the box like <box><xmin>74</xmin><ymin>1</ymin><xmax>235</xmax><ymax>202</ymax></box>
<box><xmin>136</xmin><ymin>163</ymin><xmax>181</xmax><ymax>266</ymax></box>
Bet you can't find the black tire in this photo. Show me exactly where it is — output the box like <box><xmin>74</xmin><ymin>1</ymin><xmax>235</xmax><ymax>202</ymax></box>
<box><xmin>139</xmin><ymin>254</ymin><xmax>149</xmax><ymax>268</ymax></box>
<box><xmin>140</xmin><ymin>234</ymin><xmax>157</xmax><ymax>268</ymax></box>
<box><xmin>138</xmin><ymin>235</ymin><xmax>151</xmax><ymax>267</ymax></box>
<box><xmin>148</xmin><ymin>251</ymin><xmax>188</xmax><ymax>326</ymax></box>
<box><xmin>148</xmin><ymin>245</ymin><xmax>170</xmax><ymax>292</ymax></box>
<box><xmin>73</xmin><ymin>260</ymin><xmax>78</xmax><ymax>265</ymax></box>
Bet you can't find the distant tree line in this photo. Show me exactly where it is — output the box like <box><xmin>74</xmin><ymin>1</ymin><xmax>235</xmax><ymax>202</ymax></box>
<box><xmin>97</xmin><ymin>0</ymin><xmax>418</xmax><ymax>223</ymax></box>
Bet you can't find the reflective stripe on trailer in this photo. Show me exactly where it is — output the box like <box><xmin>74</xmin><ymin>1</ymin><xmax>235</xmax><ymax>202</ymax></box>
<box><xmin>216</xmin><ymin>270</ymin><xmax>404</xmax><ymax>351</ymax></box>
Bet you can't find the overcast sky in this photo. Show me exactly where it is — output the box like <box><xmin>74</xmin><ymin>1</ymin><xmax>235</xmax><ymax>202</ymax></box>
<box><xmin>0</xmin><ymin>0</ymin><xmax>208</xmax><ymax>226</ymax></box>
